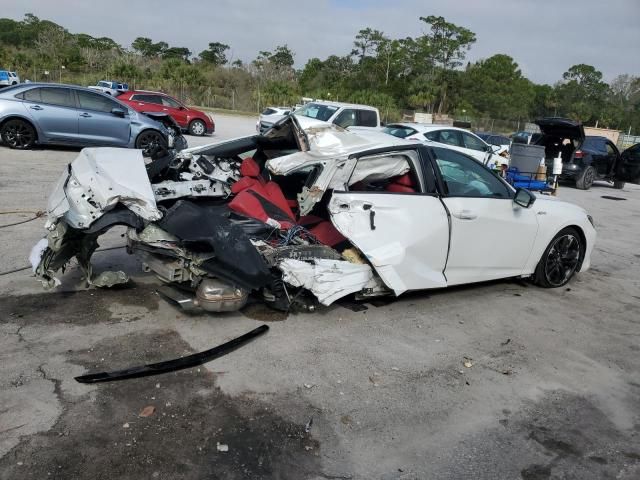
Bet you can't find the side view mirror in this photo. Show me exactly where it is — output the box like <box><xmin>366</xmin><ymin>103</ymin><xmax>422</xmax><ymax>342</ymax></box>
<box><xmin>111</xmin><ymin>107</ymin><xmax>126</xmax><ymax>118</ymax></box>
<box><xmin>491</xmin><ymin>144</ymin><xmax>502</xmax><ymax>153</ymax></box>
<box><xmin>514</xmin><ymin>188</ymin><xmax>536</xmax><ymax>208</ymax></box>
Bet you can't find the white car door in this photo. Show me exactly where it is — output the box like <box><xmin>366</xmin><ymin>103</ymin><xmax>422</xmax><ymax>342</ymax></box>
<box><xmin>430</xmin><ymin>147</ymin><xmax>539</xmax><ymax>285</ymax></box>
<box><xmin>328</xmin><ymin>148</ymin><xmax>450</xmax><ymax>295</ymax></box>
<box><xmin>460</xmin><ymin>131</ymin><xmax>493</xmax><ymax>165</ymax></box>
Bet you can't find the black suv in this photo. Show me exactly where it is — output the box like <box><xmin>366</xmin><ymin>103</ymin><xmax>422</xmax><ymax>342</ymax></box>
<box><xmin>535</xmin><ymin>118</ymin><xmax>640</xmax><ymax>190</ymax></box>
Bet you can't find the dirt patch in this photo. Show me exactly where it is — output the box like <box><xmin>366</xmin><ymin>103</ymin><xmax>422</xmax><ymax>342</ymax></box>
<box><xmin>0</xmin><ymin>329</ymin><xmax>328</xmax><ymax>480</ymax></box>
<box><xmin>0</xmin><ymin>281</ymin><xmax>159</xmax><ymax>326</ymax></box>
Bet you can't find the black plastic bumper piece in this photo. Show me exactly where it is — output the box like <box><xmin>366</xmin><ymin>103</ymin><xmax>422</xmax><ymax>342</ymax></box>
<box><xmin>74</xmin><ymin>324</ymin><xmax>269</xmax><ymax>384</ymax></box>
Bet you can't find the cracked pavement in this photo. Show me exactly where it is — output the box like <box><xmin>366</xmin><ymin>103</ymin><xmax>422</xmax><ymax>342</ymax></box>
<box><xmin>1</xmin><ymin>115</ymin><xmax>639</xmax><ymax>479</ymax></box>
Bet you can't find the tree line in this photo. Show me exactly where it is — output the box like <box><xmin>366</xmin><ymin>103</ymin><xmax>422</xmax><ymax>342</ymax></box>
<box><xmin>0</xmin><ymin>13</ymin><xmax>638</xmax><ymax>133</ymax></box>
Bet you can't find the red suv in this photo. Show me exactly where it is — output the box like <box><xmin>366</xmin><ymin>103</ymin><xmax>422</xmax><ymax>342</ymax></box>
<box><xmin>117</xmin><ymin>90</ymin><xmax>214</xmax><ymax>136</ymax></box>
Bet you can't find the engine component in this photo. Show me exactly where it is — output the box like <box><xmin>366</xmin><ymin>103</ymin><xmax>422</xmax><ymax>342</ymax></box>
<box><xmin>195</xmin><ymin>278</ymin><xmax>248</xmax><ymax>312</ymax></box>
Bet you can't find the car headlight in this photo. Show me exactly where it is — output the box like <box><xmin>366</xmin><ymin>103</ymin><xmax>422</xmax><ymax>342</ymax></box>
<box><xmin>587</xmin><ymin>215</ymin><xmax>595</xmax><ymax>228</ymax></box>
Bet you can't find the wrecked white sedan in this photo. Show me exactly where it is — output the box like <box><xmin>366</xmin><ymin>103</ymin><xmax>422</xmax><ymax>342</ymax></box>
<box><xmin>31</xmin><ymin>116</ymin><xmax>596</xmax><ymax>313</ymax></box>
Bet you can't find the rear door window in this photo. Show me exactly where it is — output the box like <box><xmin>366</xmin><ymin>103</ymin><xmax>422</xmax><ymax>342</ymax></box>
<box><xmin>438</xmin><ymin>130</ymin><xmax>464</xmax><ymax>147</ymax></box>
<box><xmin>383</xmin><ymin>125</ymin><xmax>418</xmax><ymax>138</ymax></box>
<box><xmin>40</xmin><ymin>87</ymin><xmax>74</xmax><ymax>108</ymax></box>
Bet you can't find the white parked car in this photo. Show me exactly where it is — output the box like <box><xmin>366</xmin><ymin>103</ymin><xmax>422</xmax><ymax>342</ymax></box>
<box><xmin>258</xmin><ymin>100</ymin><xmax>381</xmax><ymax>134</ymax></box>
<box><xmin>0</xmin><ymin>70</ymin><xmax>20</xmax><ymax>87</ymax></box>
<box><xmin>31</xmin><ymin>116</ymin><xmax>597</xmax><ymax>313</ymax></box>
<box><xmin>87</xmin><ymin>80</ymin><xmax>129</xmax><ymax>97</ymax></box>
<box><xmin>256</xmin><ymin>106</ymin><xmax>291</xmax><ymax>132</ymax></box>
<box><xmin>383</xmin><ymin>123</ymin><xmax>506</xmax><ymax>166</ymax></box>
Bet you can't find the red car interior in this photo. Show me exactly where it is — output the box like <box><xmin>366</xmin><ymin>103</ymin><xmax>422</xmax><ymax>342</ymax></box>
<box><xmin>228</xmin><ymin>157</ymin><xmax>348</xmax><ymax>247</ymax></box>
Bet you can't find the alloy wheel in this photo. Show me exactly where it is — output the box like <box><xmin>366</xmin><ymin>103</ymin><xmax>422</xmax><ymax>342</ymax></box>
<box><xmin>543</xmin><ymin>233</ymin><xmax>581</xmax><ymax>287</ymax></box>
<box><xmin>2</xmin><ymin>121</ymin><xmax>35</xmax><ymax>149</ymax></box>
<box><xmin>137</xmin><ymin>131</ymin><xmax>166</xmax><ymax>157</ymax></box>
<box><xmin>190</xmin><ymin>120</ymin><xmax>205</xmax><ymax>136</ymax></box>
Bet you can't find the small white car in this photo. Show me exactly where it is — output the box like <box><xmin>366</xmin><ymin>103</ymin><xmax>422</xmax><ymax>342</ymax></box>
<box><xmin>32</xmin><ymin>117</ymin><xmax>600</xmax><ymax>313</ymax></box>
<box><xmin>383</xmin><ymin>123</ymin><xmax>505</xmax><ymax>166</ymax></box>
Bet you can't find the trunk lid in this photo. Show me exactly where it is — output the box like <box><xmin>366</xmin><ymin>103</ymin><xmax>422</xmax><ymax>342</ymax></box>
<box><xmin>535</xmin><ymin>117</ymin><xmax>585</xmax><ymax>142</ymax></box>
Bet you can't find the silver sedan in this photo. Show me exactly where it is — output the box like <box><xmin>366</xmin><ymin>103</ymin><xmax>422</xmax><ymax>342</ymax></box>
<box><xmin>0</xmin><ymin>83</ymin><xmax>182</xmax><ymax>156</ymax></box>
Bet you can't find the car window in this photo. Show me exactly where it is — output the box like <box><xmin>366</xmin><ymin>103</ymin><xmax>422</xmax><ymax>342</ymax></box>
<box><xmin>262</xmin><ymin>108</ymin><xmax>275</xmax><ymax>115</ymax></box>
<box><xmin>432</xmin><ymin>147</ymin><xmax>511</xmax><ymax>198</ymax></box>
<box><xmin>39</xmin><ymin>87</ymin><xmax>74</xmax><ymax>108</ymax></box>
<box><xmin>132</xmin><ymin>94</ymin><xmax>161</xmax><ymax>104</ymax></box>
<box><xmin>605</xmin><ymin>142</ymin><xmax>616</xmax><ymax>156</ymax></box>
<box><xmin>438</xmin><ymin>130</ymin><xmax>463</xmax><ymax>147</ymax></box>
<box><xmin>22</xmin><ymin>87</ymin><xmax>42</xmax><ymax>102</ymax></box>
<box><xmin>462</xmin><ymin>132</ymin><xmax>487</xmax><ymax>151</ymax></box>
<box><xmin>77</xmin><ymin>90</ymin><xmax>119</xmax><ymax>113</ymax></box>
<box><xmin>357</xmin><ymin>109</ymin><xmax>377</xmax><ymax>127</ymax></box>
<box><xmin>383</xmin><ymin>125</ymin><xmax>418</xmax><ymax>139</ymax></box>
<box><xmin>334</xmin><ymin>109</ymin><xmax>357</xmax><ymax>128</ymax></box>
<box><xmin>161</xmin><ymin>96</ymin><xmax>181</xmax><ymax>108</ymax></box>
<box><xmin>295</xmin><ymin>102</ymin><xmax>339</xmax><ymax>122</ymax></box>
<box><xmin>424</xmin><ymin>131</ymin><xmax>440</xmax><ymax>142</ymax></box>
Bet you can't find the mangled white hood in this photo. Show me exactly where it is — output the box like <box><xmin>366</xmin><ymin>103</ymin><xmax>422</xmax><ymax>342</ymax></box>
<box><xmin>48</xmin><ymin>148</ymin><xmax>162</xmax><ymax>229</ymax></box>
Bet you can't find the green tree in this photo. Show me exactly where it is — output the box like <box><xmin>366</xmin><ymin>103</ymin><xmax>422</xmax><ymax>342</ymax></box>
<box><xmin>199</xmin><ymin>42</ymin><xmax>230</xmax><ymax>66</ymax></box>
<box><xmin>162</xmin><ymin>47</ymin><xmax>192</xmax><ymax>61</ymax></box>
<box><xmin>461</xmin><ymin>54</ymin><xmax>534</xmax><ymax>119</ymax></box>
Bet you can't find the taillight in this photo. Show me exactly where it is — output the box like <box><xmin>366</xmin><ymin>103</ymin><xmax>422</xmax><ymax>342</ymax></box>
<box><xmin>574</xmin><ymin>150</ymin><xmax>584</xmax><ymax>159</ymax></box>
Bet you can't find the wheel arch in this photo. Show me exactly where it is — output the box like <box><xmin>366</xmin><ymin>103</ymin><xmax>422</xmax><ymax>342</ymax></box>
<box><xmin>0</xmin><ymin>115</ymin><xmax>40</xmax><ymax>142</ymax></box>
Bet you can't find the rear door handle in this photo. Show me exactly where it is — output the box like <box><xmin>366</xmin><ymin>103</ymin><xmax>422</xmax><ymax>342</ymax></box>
<box><xmin>30</xmin><ymin>105</ymin><xmax>43</xmax><ymax>110</ymax></box>
<box><xmin>79</xmin><ymin>112</ymin><xmax>92</xmax><ymax>118</ymax></box>
<box><xmin>453</xmin><ymin>209</ymin><xmax>477</xmax><ymax>220</ymax></box>
<box><xmin>362</xmin><ymin>203</ymin><xmax>376</xmax><ymax>230</ymax></box>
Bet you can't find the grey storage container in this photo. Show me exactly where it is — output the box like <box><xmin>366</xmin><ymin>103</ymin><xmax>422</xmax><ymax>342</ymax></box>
<box><xmin>509</xmin><ymin>143</ymin><xmax>545</xmax><ymax>173</ymax></box>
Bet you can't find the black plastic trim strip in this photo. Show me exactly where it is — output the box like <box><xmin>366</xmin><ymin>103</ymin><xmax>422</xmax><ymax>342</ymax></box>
<box><xmin>75</xmin><ymin>324</ymin><xmax>269</xmax><ymax>384</ymax></box>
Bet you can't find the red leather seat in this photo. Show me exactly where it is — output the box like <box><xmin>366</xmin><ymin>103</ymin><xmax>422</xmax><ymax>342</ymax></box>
<box><xmin>386</xmin><ymin>173</ymin><xmax>416</xmax><ymax>193</ymax></box>
<box><xmin>309</xmin><ymin>221</ymin><xmax>347</xmax><ymax>247</ymax></box>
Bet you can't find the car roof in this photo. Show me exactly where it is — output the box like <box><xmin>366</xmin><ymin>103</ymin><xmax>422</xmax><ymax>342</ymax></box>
<box><xmin>129</xmin><ymin>89</ymin><xmax>168</xmax><ymax>95</ymax></box>
<box><xmin>386</xmin><ymin>123</ymin><xmax>473</xmax><ymax>134</ymax></box>
<box><xmin>304</xmin><ymin>100</ymin><xmax>377</xmax><ymax>111</ymax></box>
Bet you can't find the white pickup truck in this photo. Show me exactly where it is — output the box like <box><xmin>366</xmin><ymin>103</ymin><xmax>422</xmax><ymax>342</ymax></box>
<box><xmin>257</xmin><ymin>100</ymin><xmax>382</xmax><ymax>133</ymax></box>
<box><xmin>87</xmin><ymin>80</ymin><xmax>129</xmax><ymax>96</ymax></box>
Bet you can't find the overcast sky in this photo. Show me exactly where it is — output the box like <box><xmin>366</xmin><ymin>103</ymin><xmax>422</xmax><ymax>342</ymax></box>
<box><xmin>3</xmin><ymin>0</ymin><xmax>639</xmax><ymax>84</ymax></box>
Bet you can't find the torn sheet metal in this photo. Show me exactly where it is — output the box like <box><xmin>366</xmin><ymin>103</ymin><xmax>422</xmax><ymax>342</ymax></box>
<box><xmin>279</xmin><ymin>258</ymin><xmax>380</xmax><ymax>306</ymax></box>
<box><xmin>48</xmin><ymin>148</ymin><xmax>161</xmax><ymax>229</ymax></box>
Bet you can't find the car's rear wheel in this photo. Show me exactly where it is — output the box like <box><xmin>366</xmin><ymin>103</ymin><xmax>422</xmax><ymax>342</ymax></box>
<box><xmin>575</xmin><ymin>166</ymin><xmax>595</xmax><ymax>190</ymax></box>
<box><xmin>135</xmin><ymin>130</ymin><xmax>167</xmax><ymax>157</ymax></box>
<box><xmin>534</xmin><ymin>227</ymin><xmax>583</xmax><ymax>288</ymax></box>
<box><xmin>613</xmin><ymin>180</ymin><xmax>625</xmax><ymax>189</ymax></box>
<box><xmin>1</xmin><ymin>119</ymin><xmax>37</xmax><ymax>149</ymax></box>
<box><xmin>189</xmin><ymin>119</ymin><xmax>206</xmax><ymax>136</ymax></box>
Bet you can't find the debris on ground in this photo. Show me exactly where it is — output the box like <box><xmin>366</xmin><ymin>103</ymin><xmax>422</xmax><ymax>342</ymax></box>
<box><xmin>139</xmin><ymin>406</ymin><xmax>156</xmax><ymax>417</ymax></box>
<box><xmin>305</xmin><ymin>417</ymin><xmax>313</xmax><ymax>433</ymax></box>
<box><xmin>463</xmin><ymin>357</ymin><xmax>474</xmax><ymax>368</ymax></box>
<box><xmin>75</xmin><ymin>325</ymin><xmax>269</xmax><ymax>383</ymax></box>
<box><xmin>216</xmin><ymin>442</ymin><xmax>229</xmax><ymax>452</ymax></box>
<box><xmin>501</xmin><ymin>338</ymin><xmax>511</xmax><ymax>346</ymax></box>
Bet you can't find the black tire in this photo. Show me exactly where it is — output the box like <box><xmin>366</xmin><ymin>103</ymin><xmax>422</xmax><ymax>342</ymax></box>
<box><xmin>1</xmin><ymin>119</ymin><xmax>37</xmax><ymax>149</ymax></box>
<box><xmin>613</xmin><ymin>180</ymin><xmax>625</xmax><ymax>189</ymax></box>
<box><xmin>135</xmin><ymin>130</ymin><xmax>167</xmax><ymax>157</ymax></box>
<box><xmin>188</xmin><ymin>119</ymin><xmax>206</xmax><ymax>136</ymax></box>
<box><xmin>534</xmin><ymin>227</ymin><xmax>584</xmax><ymax>288</ymax></box>
<box><xmin>575</xmin><ymin>166</ymin><xmax>595</xmax><ymax>190</ymax></box>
